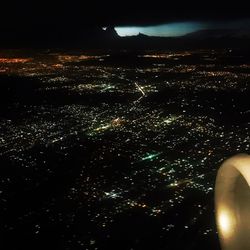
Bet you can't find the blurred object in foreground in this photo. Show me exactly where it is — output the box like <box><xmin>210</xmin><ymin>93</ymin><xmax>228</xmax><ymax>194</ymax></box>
<box><xmin>215</xmin><ymin>154</ymin><xmax>250</xmax><ymax>250</ymax></box>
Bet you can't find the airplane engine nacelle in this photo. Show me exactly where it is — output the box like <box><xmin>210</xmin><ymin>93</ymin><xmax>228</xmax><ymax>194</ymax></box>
<box><xmin>215</xmin><ymin>154</ymin><xmax>250</xmax><ymax>250</ymax></box>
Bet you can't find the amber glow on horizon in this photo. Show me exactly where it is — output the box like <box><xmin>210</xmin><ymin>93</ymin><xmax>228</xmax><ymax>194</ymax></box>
<box><xmin>0</xmin><ymin>58</ymin><xmax>32</xmax><ymax>63</ymax></box>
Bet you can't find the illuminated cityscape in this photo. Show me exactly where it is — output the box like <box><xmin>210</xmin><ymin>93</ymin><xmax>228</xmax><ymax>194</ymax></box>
<box><xmin>1</xmin><ymin>49</ymin><xmax>250</xmax><ymax>249</ymax></box>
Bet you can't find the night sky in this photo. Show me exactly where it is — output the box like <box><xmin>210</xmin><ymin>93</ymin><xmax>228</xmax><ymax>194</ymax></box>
<box><xmin>115</xmin><ymin>19</ymin><xmax>250</xmax><ymax>37</ymax></box>
<box><xmin>1</xmin><ymin>2</ymin><xmax>250</xmax><ymax>44</ymax></box>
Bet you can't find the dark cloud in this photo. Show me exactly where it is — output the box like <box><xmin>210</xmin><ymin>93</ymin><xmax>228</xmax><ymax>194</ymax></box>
<box><xmin>2</xmin><ymin>1</ymin><xmax>250</xmax><ymax>27</ymax></box>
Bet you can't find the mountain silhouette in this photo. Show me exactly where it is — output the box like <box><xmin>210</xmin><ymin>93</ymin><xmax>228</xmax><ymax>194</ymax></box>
<box><xmin>103</xmin><ymin>27</ymin><xmax>120</xmax><ymax>39</ymax></box>
<box><xmin>1</xmin><ymin>27</ymin><xmax>250</xmax><ymax>49</ymax></box>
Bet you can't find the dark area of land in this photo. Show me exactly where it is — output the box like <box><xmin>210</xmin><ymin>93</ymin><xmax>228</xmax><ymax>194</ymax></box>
<box><xmin>1</xmin><ymin>49</ymin><xmax>250</xmax><ymax>250</ymax></box>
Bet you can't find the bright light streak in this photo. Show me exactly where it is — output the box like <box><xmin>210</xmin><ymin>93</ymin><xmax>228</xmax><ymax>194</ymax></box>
<box><xmin>135</xmin><ymin>82</ymin><xmax>146</xmax><ymax>96</ymax></box>
<box><xmin>141</xmin><ymin>152</ymin><xmax>161</xmax><ymax>161</ymax></box>
<box><xmin>163</xmin><ymin>115</ymin><xmax>180</xmax><ymax>124</ymax></box>
<box><xmin>94</xmin><ymin>124</ymin><xmax>111</xmax><ymax>132</ymax></box>
<box><xmin>115</xmin><ymin>22</ymin><xmax>207</xmax><ymax>37</ymax></box>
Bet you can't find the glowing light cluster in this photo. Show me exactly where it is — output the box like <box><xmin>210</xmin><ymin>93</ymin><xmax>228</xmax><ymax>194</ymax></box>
<box><xmin>0</xmin><ymin>58</ymin><xmax>32</xmax><ymax>63</ymax></box>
